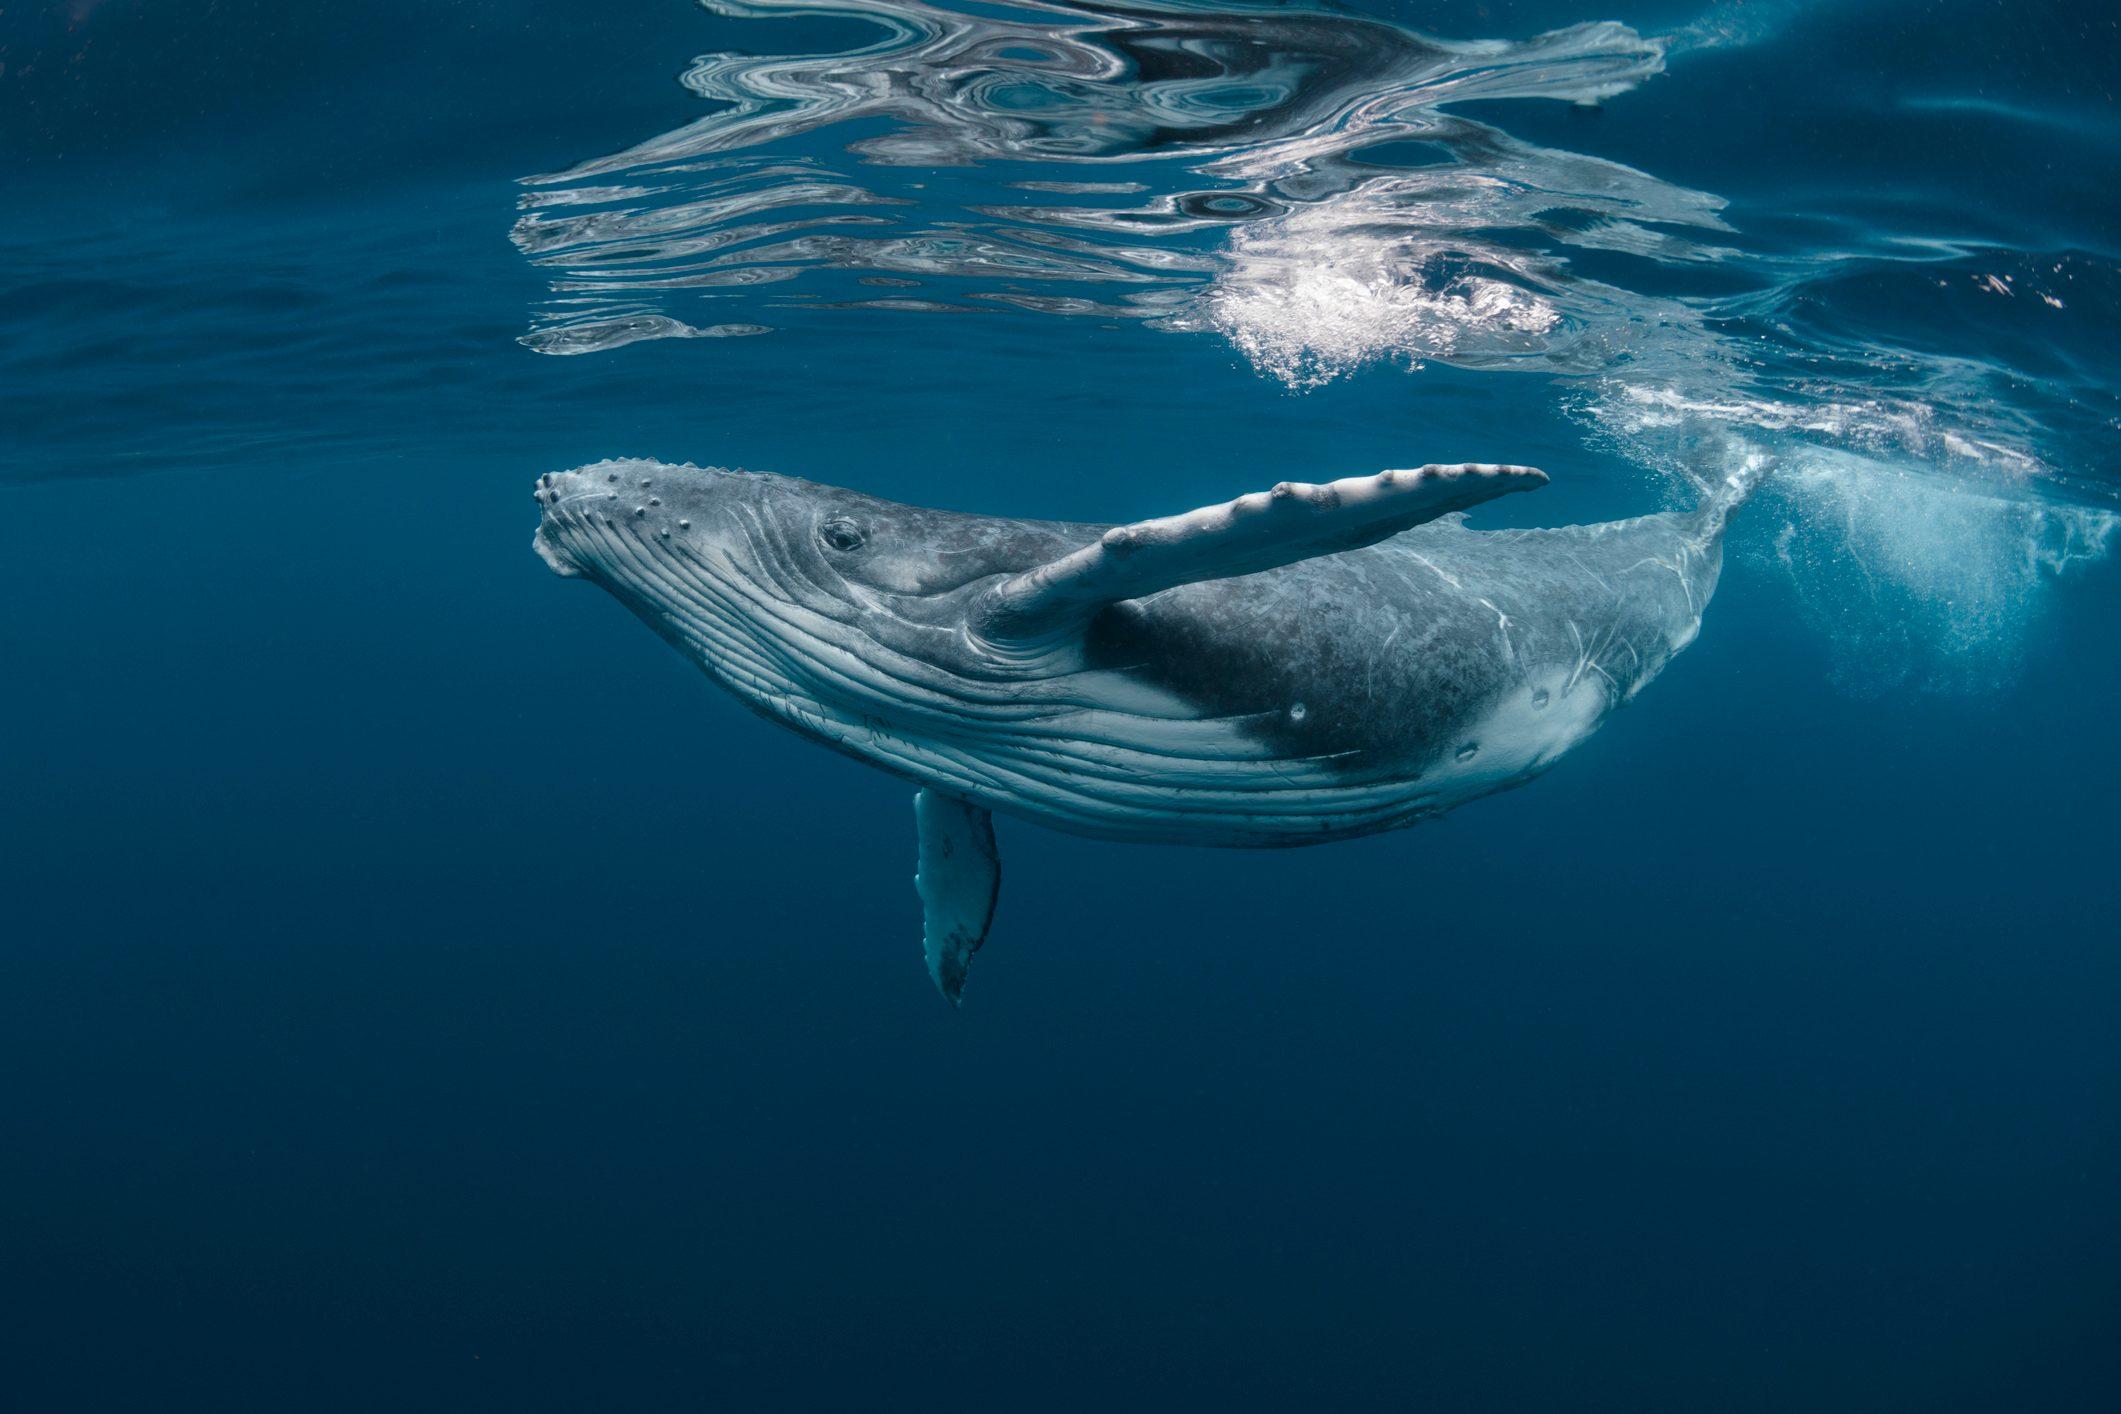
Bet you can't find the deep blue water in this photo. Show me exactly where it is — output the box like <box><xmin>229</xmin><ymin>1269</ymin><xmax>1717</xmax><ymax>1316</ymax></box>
<box><xmin>4</xmin><ymin>2</ymin><xmax>2119</xmax><ymax>1408</ymax></box>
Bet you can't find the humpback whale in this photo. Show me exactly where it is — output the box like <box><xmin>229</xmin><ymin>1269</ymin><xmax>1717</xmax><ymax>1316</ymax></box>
<box><xmin>534</xmin><ymin>458</ymin><xmax>1754</xmax><ymax>1002</ymax></box>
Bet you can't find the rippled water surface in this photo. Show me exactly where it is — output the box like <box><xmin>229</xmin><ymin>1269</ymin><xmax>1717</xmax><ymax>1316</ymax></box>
<box><xmin>4</xmin><ymin>1</ymin><xmax>2119</xmax><ymax>1408</ymax></box>
<box><xmin>492</xmin><ymin>0</ymin><xmax>2121</xmax><ymax>690</ymax></box>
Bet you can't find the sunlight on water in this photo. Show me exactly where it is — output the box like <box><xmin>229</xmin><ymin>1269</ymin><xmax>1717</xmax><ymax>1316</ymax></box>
<box><xmin>511</xmin><ymin>1</ymin><xmax>1686</xmax><ymax>351</ymax></box>
<box><xmin>512</xmin><ymin>0</ymin><xmax>2118</xmax><ymax>690</ymax></box>
<box><xmin>1200</xmin><ymin>221</ymin><xmax>1564</xmax><ymax>390</ymax></box>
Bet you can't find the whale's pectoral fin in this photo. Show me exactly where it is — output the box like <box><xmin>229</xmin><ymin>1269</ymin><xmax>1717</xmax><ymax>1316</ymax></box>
<box><xmin>975</xmin><ymin>463</ymin><xmax>1546</xmax><ymax>643</ymax></box>
<box><xmin>915</xmin><ymin>788</ymin><xmax>1000</xmax><ymax>1007</ymax></box>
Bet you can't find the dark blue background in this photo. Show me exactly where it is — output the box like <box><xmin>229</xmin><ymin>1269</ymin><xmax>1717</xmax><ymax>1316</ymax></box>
<box><xmin>4</xmin><ymin>2</ymin><xmax>2117</xmax><ymax>1408</ymax></box>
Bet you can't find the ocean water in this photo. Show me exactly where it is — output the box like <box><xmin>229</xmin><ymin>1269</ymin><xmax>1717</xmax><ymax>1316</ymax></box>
<box><xmin>4</xmin><ymin>0</ymin><xmax>2118</xmax><ymax>1407</ymax></box>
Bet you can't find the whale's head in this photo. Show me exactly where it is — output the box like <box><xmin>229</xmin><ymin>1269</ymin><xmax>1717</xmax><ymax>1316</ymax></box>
<box><xmin>533</xmin><ymin>459</ymin><xmax>1092</xmax><ymax>724</ymax></box>
<box><xmin>532</xmin><ymin>459</ymin><xmax>825</xmax><ymax>591</ymax></box>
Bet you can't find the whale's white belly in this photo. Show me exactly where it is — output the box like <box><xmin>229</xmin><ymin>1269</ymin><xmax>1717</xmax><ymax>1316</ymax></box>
<box><xmin>741</xmin><ymin>632</ymin><xmax>1615</xmax><ymax>845</ymax></box>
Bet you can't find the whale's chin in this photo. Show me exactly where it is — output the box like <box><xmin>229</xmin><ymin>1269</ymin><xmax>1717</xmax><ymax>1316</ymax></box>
<box><xmin>532</xmin><ymin>526</ymin><xmax>584</xmax><ymax>578</ymax></box>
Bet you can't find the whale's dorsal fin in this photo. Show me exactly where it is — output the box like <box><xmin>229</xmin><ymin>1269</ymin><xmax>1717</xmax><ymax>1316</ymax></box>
<box><xmin>915</xmin><ymin>788</ymin><xmax>1000</xmax><ymax>1007</ymax></box>
<box><xmin>975</xmin><ymin>463</ymin><xmax>1545</xmax><ymax>645</ymax></box>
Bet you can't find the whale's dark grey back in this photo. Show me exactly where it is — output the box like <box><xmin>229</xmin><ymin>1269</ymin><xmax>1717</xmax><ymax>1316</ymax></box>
<box><xmin>1082</xmin><ymin>510</ymin><xmax>1721</xmax><ymax>774</ymax></box>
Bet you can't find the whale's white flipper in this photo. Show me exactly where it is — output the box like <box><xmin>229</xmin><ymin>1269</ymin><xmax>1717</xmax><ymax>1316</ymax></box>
<box><xmin>915</xmin><ymin>788</ymin><xmax>1000</xmax><ymax>1006</ymax></box>
<box><xmin>976</xmin><ymin>463</ymin><xmax>1546</xmax><ymax>644</ymax></box>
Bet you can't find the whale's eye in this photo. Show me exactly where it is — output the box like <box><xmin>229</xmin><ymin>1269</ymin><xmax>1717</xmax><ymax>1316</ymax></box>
<box><xmin>819</xmin><ymin>517</ymin><xmax>866</xmax><ymax>553</ymax></box>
